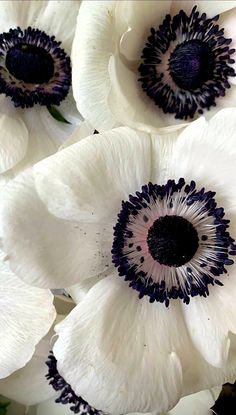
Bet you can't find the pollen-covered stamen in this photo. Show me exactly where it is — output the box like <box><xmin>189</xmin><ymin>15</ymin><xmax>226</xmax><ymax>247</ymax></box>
<box><xmin>46</xmin><ymin>353</ymin><xmax>105</xmax><ymax>414</ymax></box>
<box><xmin>0</xmin><ymin>26</ymin><xmax>71</xmax><ymax>108</ymax></box>
<box><xmin>112</xmin><ymin>178</ymin><xmax>236</xmax><ymax>306</ymax></box>
<box><xmin>138</xmin><ymin>6</ymin><xmax>236</xmax><ymax>119</ymax></box>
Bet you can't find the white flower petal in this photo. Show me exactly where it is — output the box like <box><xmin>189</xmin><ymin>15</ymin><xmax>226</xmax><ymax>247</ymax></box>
<box><xmin>0</xmin><ymin>172</ymin><xmax>112</xmax><ymax>288</ymax></box>
<box><xmin>182</xmin><ymin>268</ymin><xmax>236</xmax><ymax>367</ymax></box>
<box><xmin>108</xmin><ymin>54</ymin><xmax>189</xmax><ymax>134</ymax></box>
<box><xmin>0</xmin><ymin>112</ymin><xmax>28</xmax><ymax>173</ymax></box>
<box><xmin>164</xmin><ymin>109</ymin><xmax>236</xmax><ymax>210</ymax></box>
<box><xmin>28</xmin><ymin>0</ymin><xmax>81</xmax><ymax>54</ymax></box>
<box><xmin>72</xmin><ymin>1</ymin><xmax>119</xmax><ymax>132</ymax></box>
<box><xmin>219</xmin><ymin>8</ymin><xmax>236</xmax><ymax>83</ymax></box>
<box><xmin>169</xmin><ymin>390</ymin><xmax>214</xmax><ymax>415</ymax></box>
<box><xmin>0</xmin><ymin>336</ymin><xmax>56</xmax><ymax>406</ymax></box>
<box><xmin>0</xmin><ymin>0</ymin><xmax>44</xmax><ymax>31</ymax></box>
<box><xmin>35</xmin><ymin>398</ymin><xmax>72</xmax><ymax>415</ymax></box>
<box><xmin>116</xmin><ymin>1</ymin><xmax>172</xmax><ymax>62</ymax></box>
<box><xmin>54</xmin><ymin>275</ymin><xmax>187</xmax><ymax>414</ymax></box>
<box><xmin>66</xmin><ymin>273</ymin><xmax>107</xmax><ymax>304</ymax></box>
<box><xmin>57</xmin><ymin>92</ymin><xmax>83</xmax><ymax>127</ymax></box>
<box><xmin>34</xmin><ymin>127</ymin><xmax>151</xmax><ymax>222</ymax></box>
<box><xmin>0</xmin><ymin>266</ymin><xmax>55</xmax><ymax>378</ymax></box>
<box><xmin>171</xmin><ymin>1</ymin><xmax>236</xmax><ymax>17</ymax></box>
<box><xmin>59</xmin><ymin>120</ymin><xmax>95</xmax><ymax>151</ymax></box>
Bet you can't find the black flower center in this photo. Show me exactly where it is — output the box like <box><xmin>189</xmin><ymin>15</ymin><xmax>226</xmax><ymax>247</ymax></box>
<box><xmin>112</xmin><ymin>179</ymin><xmax>236</xmax><ymax>306</ymax></box>
<box><xmin>6</xmin><ymin>44</ymin><xmax>54</xmax><ymax>84</ymax></box>
<box><xmin>0</xmin><ymin>27</ymin><xmax>71</xmax><ymax>108</ymax></box>
<box><xmin>147</xmin><ymin>215</ymin><xmax>199</xmax><ymax>266</ymax></box>
<box><xmin>169</xmin><ymin>39</ymin><xmax>215</xmax><ymax>90</ymax></box>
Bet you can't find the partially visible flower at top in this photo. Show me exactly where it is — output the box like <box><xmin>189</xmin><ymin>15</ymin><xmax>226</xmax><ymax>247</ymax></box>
<box><xmin>1</xmin><ymin>109</ymin><xmax>236</xmax><ymax>413</ymax></box>
<box><xmin>72</xmin><ymin>0</ymin><xmax>236</xmax><ymax>133</ymax></box>
<box><xmin>0</xmin><ymin>0</ymin><xmax>82</xmax><ymax>184</ymax></box>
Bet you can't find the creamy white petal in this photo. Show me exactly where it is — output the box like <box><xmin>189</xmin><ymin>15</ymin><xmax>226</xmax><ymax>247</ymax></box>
<box><xmin>53</xmin><ymin>275</ymin><xmax>189</xmax><ymax>414</ymax></box>
<box><xmin>72</xmin><ymin>1</ymin><xmax>119</xmax><ymax>132</ymax></box>
<box><xmin>219</xmin><ymin>8</ymin><xmax>236</xmax><ymax>82</ymax></box>
<box><xmin>108</xmin><ymin>54</ymin><xmax>189</xmax><ymax>134</ymax></box>
<box><xmin>34</xmin><ymin>127</ymin><xmax>151</xmax><ymax>222</ymax></box>
<box><xmin>0</xmin><ymin>1</ymin><xmax>45</xmax><ymax>31</ymax></box>
<box><xmin>59</xmin><ymin>120</ymin><xmax>95</xmax><ymax>151</ymax></box>
<box><xmin>0</xmin><ymin>112</ymin><xmax>28</xmax><ymax>173</ymax></box>
<box><xmin>0</xmin><ymin>336</ymin><xmax>56</xmax><ymax>405</ymax></box>
<box><xmin>57</xmin><ymin>92</ymin><xmax>83</xmax><ymax>127</ymax></box>
<box><xmin>35</xmin><ymin>398</ymin><xmax>72</xmax><ymax>415</ymax></box>
<box><xmin>0</xmin><ymin>266</ymin><xmax>55</xmax><ymax>378</ymax></box>
<box><xmin>171</xmin><ymin>1</ymin><xmax>236</xmax><ymax>17</ymax></box>
<box><xmin>161</xmin><ymin>109</ymin><xmax>236</xmax><ymax>210</ymax></box>
<box><xmin>66</xmin><ymin>274</ymin><xmax>106</xmax><ymax>304</ymax></box>
<box><xmin>116</xmin><ymin>1</ymin><xmax>172</xmax><ymax>62</ymax></box>
<box><xmin>16</xmin><ymin>0</ymin><xmax>81</xmax><ymax>54</ymax></box>
<box><xmin>169</xmin><ymin>390</ymin><xmax>215</xmax><ymax>415</ymax></box>
<box><xmin>0</xmin><ymin>172</ymin><xmax>112</xmax><ymax>288</ymax></box>
<box><xmin>182</xmin><ymin>267</ymin><xmax>236</xmax><ymax>367</ymax></box>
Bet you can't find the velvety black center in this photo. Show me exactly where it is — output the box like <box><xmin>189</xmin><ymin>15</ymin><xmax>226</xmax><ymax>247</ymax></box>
<box><xmin>5</xmin><ymin>43</ymin><xmax>54</xmax><ymax>84</ymax></box>
<box><xmin>169</xmin><ymin>39</ymin><xmax>215</xmax><ymax>90</ymax></box>
<box><xmin>147</xmin><ymin>215</ymin><xmax>199</xmax><ymax>267</ymax></box>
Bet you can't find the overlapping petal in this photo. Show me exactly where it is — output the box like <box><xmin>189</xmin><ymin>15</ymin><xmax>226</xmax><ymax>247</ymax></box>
<box><xmin>0</xmin><ymin>255</ymin><xmax>55</xmax><ymax>378</ymax></box>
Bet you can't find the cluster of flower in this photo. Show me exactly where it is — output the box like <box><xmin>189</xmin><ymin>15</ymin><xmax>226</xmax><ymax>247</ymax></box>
<box><xmin>0</xmin><ymin>1</ymin><xmax>236</xmax><ymax>414</ymax></box>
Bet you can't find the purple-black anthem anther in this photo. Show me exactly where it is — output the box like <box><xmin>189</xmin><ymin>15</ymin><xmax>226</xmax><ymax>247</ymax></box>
<box><xmin>112</xmin><ymin>178</ymin><xmax>236</xmax><ymax>307</ymax></box>
<box><xmin>46</xmin><ymin>353</ymin><xmax>105</xmax><ymax>414</ymax></box>
<box><xmin>0</xmin><ymin>26</ymin><xmax>71</xmax><ymax>108</ymax></box>
<box><xmin>138</xmin><ymin>6</ymin><xmax>236</xmax><ymax>119</ymax></box>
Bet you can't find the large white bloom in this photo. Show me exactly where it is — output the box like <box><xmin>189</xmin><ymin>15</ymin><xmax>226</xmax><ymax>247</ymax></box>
<box><xmin>0</xmin><ymin>0</ymin><xmax>82</xmax><ymax>182</ymax></box>
<box><xmin>1</xmin><ymin>109</ymin><xmax>236</xmax><ymax>412</ymax></box>
<box><xmin>72</xmin><ymin>1</ymin><xmax>236</xmax><ymax>133</ymax></box>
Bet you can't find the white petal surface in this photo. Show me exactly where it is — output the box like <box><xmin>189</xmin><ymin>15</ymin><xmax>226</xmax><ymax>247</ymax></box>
<box><xmin>0</xmin><ymin>336</ymin><xmax>56</xmax><ymax>405</ymax></box>
<box><xmin>59</xmin><ymin>120</ymin><xmax>95</xmax><ymax>150</ymax></box>
<box><xmin>0</xmin><ymin>1</ymin><xmax>44</xmax><ymax>31</ymax></box>
<box><xmin>0</xmin><ymin>0</ymin><xmax>81</xmax><ymax>54</ymax></box>
<box><xmin>169</xmin><ymin>390</ymin><xmax>214</xmax><ymax>415</ymax></box>
<box><xmin>171</xmin><ymin>1</ymin><xmax>236</xmax><ymax>17</ymax></box>
<box><xmin>108</xmin><ymin>54</ymin><xmax>189</xmax><ymax>133</ymax></box>
<box><xmin>54</xmin><ymin>275</ymin><xmax>188</xmax><ymax>414</ymax></box>
<box><xmin>116</xmin><ymin>1</ymin><xmax>172</xmax><ymax>61</ymax></box>
<box><xmin>162</xmin><ymin>109</ymin><xmax>236</xmax><ymax>210</ymax></box>
<box><xmin>182</xmin><ymin>269</ymin><xmax>236</xmax><ymax>368</ymax></box>
<box><xmin>0</xmin><ymin>172</ymin><xmax>112</xmax><ymax>288</ymax></box>
<box><xmin>219</xmin><ymin>8</ymin><xmax>236</xmax><ymax>82</ymax></box>
<box><xmin>35</xmin><ymin>398</ymin><xmax>72</xmax><ymax>415</ymax></box>
<box><xmin>0</xmin><ymin>112</ymin><xmax>28</xmax><ymax>173</ymax></box>
<box><xmin>72</xmin><ymin>1</ymin><xmax>119</xmax><ymax>132</ymax></box>
<box><xmin>34</xmin><ymin>1</ymin><xmax>81</xmax><ymax>54</ymax></box>
<box><xmin>0</xmin><ymin>262</ymin><xmax>55</xmax><ymax>378</ymax></box>
<box><xmin>34</xmin><ymin>127</ymin><xmax>151</xmax><ymax>222</ymax></box>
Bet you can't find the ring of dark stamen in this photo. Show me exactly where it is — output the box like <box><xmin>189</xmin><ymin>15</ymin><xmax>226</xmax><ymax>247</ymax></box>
<box><xmin>112</xmin><ymin>178</ymin><xmax>236</xmax><ymax>306</ymax></box>
<box><xmin>138</xmin><ymin>6</ymin><xmax>236</xmax><ymax>119</ymax></box>
<box><xmin>147</xmin><ymin>215</ymin><xmax>199</xmax><ymax>267</ymax></box>
<box><xmin>46</xmin><ymin>352</ymin><xmax>104</xmax><ymax>414</ymax></box>
<box><xmin>0</xmin><ymin>26</ymin><xmax>71</xmax><ymax>108</ymax></box>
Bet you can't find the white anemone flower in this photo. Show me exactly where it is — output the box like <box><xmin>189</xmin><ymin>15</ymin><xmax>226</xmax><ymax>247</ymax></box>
<box><xmin>0</xmin><ymin>0</ymin><xmax>82</xmax><ymax>181</ymax></box>
<box><xmin>72</xmin><ymin>1</ymin><xmax>236</xmax><ymax>133</ymax></box>
<box><xmin>0</xmin><ymin>251</ymin><xmax>56</xmax><ymax>379</ymax></box>
<box><xmin>1</xmin><ymin>109</ymin><xmax>236</xmax><ymax>412</ymax></box>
